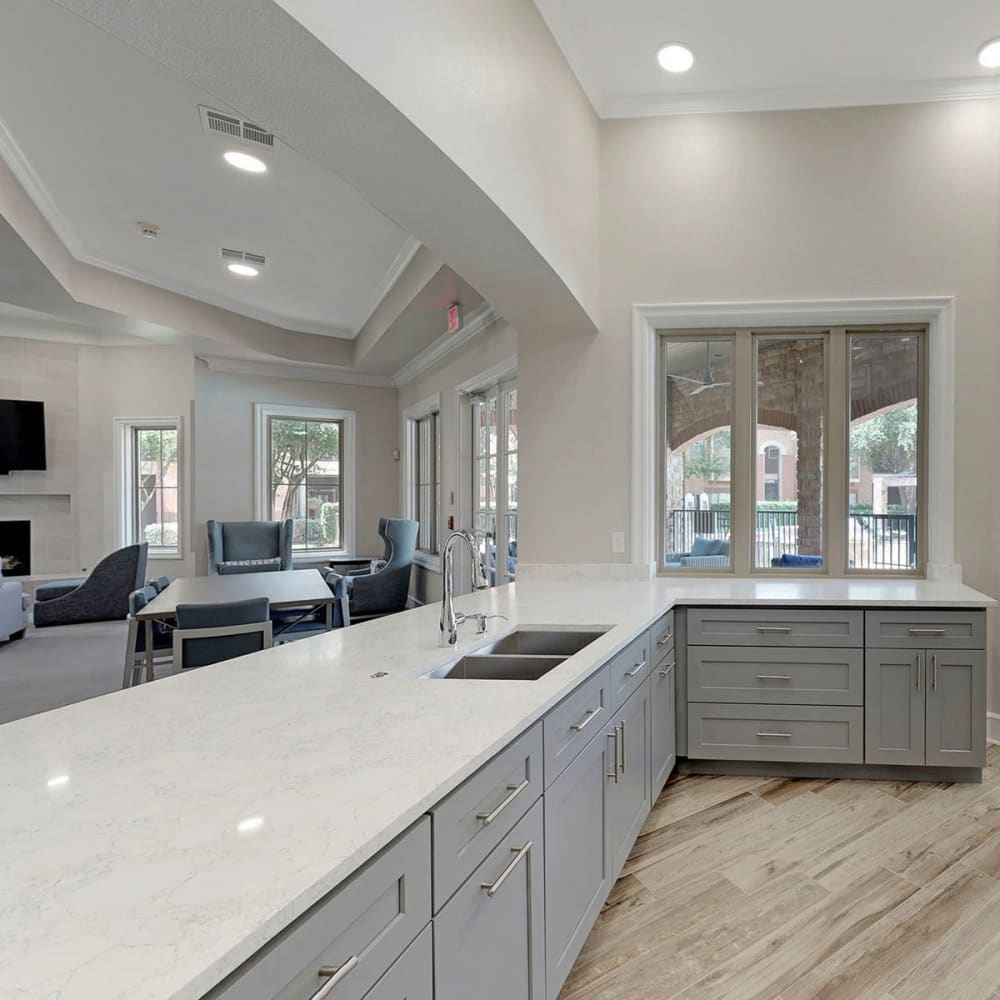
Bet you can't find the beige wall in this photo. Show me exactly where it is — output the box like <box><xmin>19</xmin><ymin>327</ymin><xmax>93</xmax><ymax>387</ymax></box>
<box><xmin>519</xmin><ymin>98</ymin><xmax>1000</xmax><ymax>702</ymax></box>
<box><xmin>398</xmin><ymin>320</ymin><xmax>518</xmax><ymax>605</ymax></box>
<box><xmin>193</xmin><ymin>366</ymin><xmax>399</xmax><ymax>574</ymax></box>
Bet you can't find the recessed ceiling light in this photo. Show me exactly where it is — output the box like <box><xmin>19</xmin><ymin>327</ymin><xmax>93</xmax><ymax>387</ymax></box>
<box><xmin>979</xmin><ymin>38</ymin><xmax>1000</xmax><ymax>69</ymax></box>
<box><xmin>657</xmin><ymin>43</ymin><xmax>694</xmax><ymax>74</ymax></box>
<box><xmin>223</xmin><ymin>150</ymin><xmax>267</xmax><ymax>173</ymax></box>
<box><xmin>227</xmin><ymin>262</ymin><xmax>260</xmax><ymax>278</ymax></box>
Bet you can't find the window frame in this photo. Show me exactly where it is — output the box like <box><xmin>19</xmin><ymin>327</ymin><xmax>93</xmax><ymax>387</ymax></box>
<box><xmin>403</xmin><ymin>393</ymin><xmax>442</xmax><ymax>571</ymax></box>
<box><xmin>253</xmin><ymin>403</ymin><xmax>356</xmax><ymax>559</ymax></box>
<box><xmin>657</xmin><ymin>325</ymin><xmax>928</xmax><ymax>578</ymax></box>
<box><xmin>115</xmin><ymin>416</ymin><xmax>184</xmax><ymax>560</ymax></box>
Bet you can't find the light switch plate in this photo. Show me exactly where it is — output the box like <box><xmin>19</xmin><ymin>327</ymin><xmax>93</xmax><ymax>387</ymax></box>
<box><xmin>611</xmin><ymin>531</ymin><xmax>626</xmax><ymax>554</ymax></box>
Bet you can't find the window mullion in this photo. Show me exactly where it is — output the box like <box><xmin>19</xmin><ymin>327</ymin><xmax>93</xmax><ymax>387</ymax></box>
<box><xmin>827</xmin><ymin>329</ymin><xmax>848</xmax><ymax>575</ymax></box>
<box><xmin>731</xmin><ymin>333</ymin><xmax>755</xmax><ymax>576</ymax></box>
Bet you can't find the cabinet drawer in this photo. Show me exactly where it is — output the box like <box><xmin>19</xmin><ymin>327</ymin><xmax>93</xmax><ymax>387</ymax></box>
<box><xmin>687</xmin><ymin>704</ymin><xmax>863</xmax><ymax>763</ymax></box>
<box><xmin>609</xmin><ymin>633</ymin><xmax>652</xmax><ymax>710</ymax></box>
<box><xmin>650</xmin><ymin>611</ymin><xmax>675</xmax><ymax>665</ymax></box>
<box><xmin>688</xmin><ymin>608</ymin><xmax>863</xmax><ymax>647</ymax></box>
<box><xmin>543</xmin><ymin>665</ymin><xmax>611</xmax><ymax>786</ymax></box>
<box><xmin>434</xmin><ymin>798</ymin><xmax>545</xmax><ymax>1000</ymax></box>
<box><xmin>866</xmin><ymin>610</ymin><xmax>986</xmax><ymax>650</ymax></box>
<box><xmin>687</xmin><ymin>647</ymin><xmax>864</xmax><ymax>706</ymax></box>
<box><xmin>432</xmin><ymin>722</ymin><xmax>542</xmax><ymax>911</ymax></box>
<box><xmin>363</xmin><ymin>924</ymin><xmax>432</xmax><ymax>1000</ymax></box>
<box><xmin>205</xmin><ymin>818</ymin><xmax>431</xmax><ymax>1000</ymax></box>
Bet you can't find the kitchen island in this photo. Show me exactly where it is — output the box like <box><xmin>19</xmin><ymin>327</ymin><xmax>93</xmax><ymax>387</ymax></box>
<box><xmin>0</xmin><ymin>577</ymin><xmax>994</xmax><ymax>1000</ymax></box>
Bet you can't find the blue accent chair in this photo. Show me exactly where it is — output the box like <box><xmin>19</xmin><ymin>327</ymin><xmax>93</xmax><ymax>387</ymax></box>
<box><xmin>324</xmin><ymin>518</ymin><xmax>418</xmax><ymax>626</ymax></box>
<box><xmin>122</xmin><ymin>585</ymin><xmax>174</xmax><ymax>688</ymax></box>
<box><xmin>172</xmin><ymin>598</ymin><xmax>272</xmax><ymax>669</ymax></box>
<box><xmin>0</xmin><ymin>568</ymin><xmax>30</xmax><ymax>642</ymax></box>
<box><xmin>34</xmin><ymin>543</ymin><xmax>148</xmax><ymax>627</ymax></box>
<box><xmin>206</xmin><ymin>519</ymin><xmax>293</xmax><ymax>575</ymax></box>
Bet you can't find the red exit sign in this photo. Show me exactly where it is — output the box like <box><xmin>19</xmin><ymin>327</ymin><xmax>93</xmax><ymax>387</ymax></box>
<box><xmin>447</xmin><ymin>302</ymin><xmax>462</xmax><ymax>334</ymax></box>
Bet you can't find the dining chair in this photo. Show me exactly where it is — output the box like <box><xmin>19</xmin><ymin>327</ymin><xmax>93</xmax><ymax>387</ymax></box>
<box><xmin>122</xmin><ymin>585</ymin><xmax>173</xmax><ymax>688</ymax></box>
<box><xmin>172</xmin><ymin>598</ymin><xmax>272</xmax><ymax>670</ymax></box>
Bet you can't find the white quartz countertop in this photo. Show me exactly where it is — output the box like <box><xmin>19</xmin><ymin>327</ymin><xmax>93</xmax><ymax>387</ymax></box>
<box><xmin>0</xmin><ymin>577</ymin><xmax>993</xmax><ymax>1000</ymax></box>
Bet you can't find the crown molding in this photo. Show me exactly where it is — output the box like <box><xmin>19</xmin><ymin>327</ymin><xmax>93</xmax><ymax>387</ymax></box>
<box><xmin>392</xmin><ymin>301</ymin><xmax>500</xmax><ymax>386</ymax></box>
<box><xmin>197</xmin><ymin>355</ymin><xmax>396</xmax><ymax>388</ymax></box>
<box><xmin>357</xmin><ymin>235</ymin><xmax>423</xmax><ymax>333</ymax></box>
<box><xmin>600</xmin><ymin>76</ymin><xmax>1000</xmax><ymax>119</ymax></box>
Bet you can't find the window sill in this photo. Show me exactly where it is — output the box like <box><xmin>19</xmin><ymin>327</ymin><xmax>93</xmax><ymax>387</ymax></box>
<box><xmin>147</xmin><ymin>551</ymin><xmax>183</xmax><ymax>561</ymax></box>
<box><xmin>292</xmin><ymin>550</ymin><xmax>348</xmax><ymax>566</ymax></box>
<box><xmin>414</xmin><ymin>551</ymin><xmax>441</xmax><ymax>573</ymax></box>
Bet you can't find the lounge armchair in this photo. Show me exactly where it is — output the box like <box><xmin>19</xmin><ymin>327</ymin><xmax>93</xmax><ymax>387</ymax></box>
<box><xmin>665</xmin><ymin>536</ymin><xmax>731</xmax><ymax>569</ymax></box>
<box><xmin>0</xmin><ymin>569</ymin><xmax>29</xmax><ymax>642</ymax></box>
<box><xmin>206</xmin><ymin>519</ymin><xmax>293</xmax><ymax>575</ymax></box>
<box><xmin>324</xmin><ymin>517</ymin><xmax>418</xmax><ymax>626</ymax></box>
<box><xmin>34</xmin><ymin>543</ymin><xmax>148</xmax><ymax>628</ymax></box>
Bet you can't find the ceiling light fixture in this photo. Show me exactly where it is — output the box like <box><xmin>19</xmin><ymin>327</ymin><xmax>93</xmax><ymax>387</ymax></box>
<box><xmin>227</xmin><ymin>262</ymin><xmax>260</xmax><ymax>277</ymax></box>
<box><xmin>223</xmin><ymin>150</ymin><xmax>267</xmax><ymax>173</ymax></box>
<box><xmin>979</xmin><ymin>38</ymin><xmax>1000</xmax><ymax>69</ymax></box>
<box><xmin>657</xmin><ymin>43</ymin><xmax>694</xmax><ymax>74</ymax></box>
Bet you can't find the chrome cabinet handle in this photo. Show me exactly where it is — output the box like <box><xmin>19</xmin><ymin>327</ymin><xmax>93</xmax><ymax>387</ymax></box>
<box><xmin>915</xmin><ymin>652</ymin><xmax>922</xmax><ymax>692</ymax></box>
<box><xmin>908</xmin><ymin>627</ymin><xmax>946</xmax><ymax>636</ymax></box>
<box><xmin>657</xmin><ymin>661</ymin><xmax>675</xmax><ymax>677</ymax></box>
<box><xmin>476</xmin><ymin>778</ymin><xmax>529</xmax><ymax>826</ymax></box>
<box><xmin>619</xmin><ymin>720</ymin><xmax>626</xmax><ymax>774</ymax></box>
<box><xmin>756</xmin><ymin>674</ymin><xmax>792</xmax><ymax>682</ymax></box>
<box><xmin>313</xmin><ymin>956</ymin><xmax>359</xmax><ymax>999</ymax></box>
<box><xmin>756</xmin><ymin>626</ymin><xmax>792</xmax><ymax>634</ymax></box>
<box><xmin>757</xmin><ymin>731</ymin><xmax>793</xmax><ymax>739</ymax></box>
<box><xmin>624</xmin><ymin>658</ymin><xmax>647</xmax><ymax>678</ymax></box>
<box><xmin>656</xmin><ymin>629</ymin><xmax>673</xmax><ymax>646</ymax></box>
<box><xmin>570</xmin><ymin>707</ymin><xmax>602</xmax><ymax>733</ymax></box>
<box><xmin>481</xmin><ymin>842</ymin><xmax>532</xmax><ymax>897</ymax></box>
<box><xmin>607</xmin><ymin>730</ymin><xmax>619</xmax><ymax>783</ymax></box>
<box><xmin>932</xmin><ymin>653</ymin><xmax>938</xmax><ymax>691</ymax></box>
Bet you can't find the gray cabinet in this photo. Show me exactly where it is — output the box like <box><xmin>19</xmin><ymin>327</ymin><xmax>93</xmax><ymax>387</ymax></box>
<box><xmin>434</xmin><ymin>798</ymin><xmax>545</xmax><ymax>1000</ymax></box>
<box><xmin>866</xmin><ymin>610</ymin><xmax>986</xmax><ymax>650</ymax></box>
<box><xmin>867</xmin><ymin>648</ymin><xmax>986</xmax><ymax>767</ymax></box>
<box><xmin>607</xmin><ymin>682</ymin><xmax>651</xmax><ymax>876</ymax></box>
<box><xmin>544</xmin><ymin>722</ymin><xmax>613</xmax><ymax>1000</ymax></box>
<box><xmin>543</xmin><ymin>665</ymin><xmax>611</xmax><ymax>786</ymax></box>
<box><xmin>688</xmin><ymin>608</ymin><xmax>864</xmax><ymax>647</ymax></box>
<box><xmin>363</xmin><ymin>925</ymin><xmax>433</xmax><ymax>1000</ymax></box>
<box><xmin>650</xmin><ymin>657</ymin><xmax>676</xmax><ymax>797</ymax></box>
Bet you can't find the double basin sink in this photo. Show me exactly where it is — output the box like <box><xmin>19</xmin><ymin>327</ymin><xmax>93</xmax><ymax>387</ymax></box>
<box><xmin>424</xmin><ymin>627</ymin><xmax>608</xmax><ymax>681</ymax></box>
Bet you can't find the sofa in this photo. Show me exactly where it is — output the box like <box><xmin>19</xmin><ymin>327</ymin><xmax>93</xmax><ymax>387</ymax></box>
<box><xmin>0</xmin><ymin>570</ymin><xmax>30</xmax><ymax>642</ymax></box>
<box><xmin>665</xmin><ymin>536</ymin><xmax>731</xmax><ymax>569</ymax></box>
<box><xmin>207</xmin><ymin>519</ymin><xmax>293</xmax><ymax>575</ymax></box>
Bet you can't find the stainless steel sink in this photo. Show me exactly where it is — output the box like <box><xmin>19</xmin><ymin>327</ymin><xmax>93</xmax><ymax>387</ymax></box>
<box><xmin>433</xmin><ymin>654</ymin><xmax>568</xmax><ymax>681</ymax></box>
<box><xmin>477</xmin><ymin>628</ymin><xmax>608</xmax><ymax>657</ymax></box>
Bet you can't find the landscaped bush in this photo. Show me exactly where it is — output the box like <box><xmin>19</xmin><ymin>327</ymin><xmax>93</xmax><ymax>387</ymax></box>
<box><xmin>292</xmin><ymin>518</ymin><xmax>326</xmax><ymax>546</ymax></box>
<box><xmin>320</xmin><ymin>501</ymin><xmax>340</xmax><ymax>547</ymax></box>
<box><xmin>143</xmin><ymin>522</ymin><xmax>177</xmax><ymax>547</ymax></box>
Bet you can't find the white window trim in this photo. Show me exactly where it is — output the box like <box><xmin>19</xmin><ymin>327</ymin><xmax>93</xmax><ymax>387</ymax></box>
<box><xmin>402</xmin><ymin>393</ymin><xmax>442</xmax><ymax>572</ymax></box>
<box><xmin>631</xmin><ymin>297</ymin><xmax>959</xmax><ymax>582</ymax></box>
<box><xmin>253</xmin><ymin>402</ymin><xmax>356</xmax><ymax>560</ymax></box>
<box><xmin>114</xmin><ymin>416</ymin><xmax>184</xmax><ymax>560</ymax></box>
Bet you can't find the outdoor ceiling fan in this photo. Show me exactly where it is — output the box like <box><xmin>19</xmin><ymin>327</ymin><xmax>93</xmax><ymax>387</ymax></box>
<box><xmin>668</xmin><ymin>343</ymin><xmax>731</xmax><ymax>395</ymax></box>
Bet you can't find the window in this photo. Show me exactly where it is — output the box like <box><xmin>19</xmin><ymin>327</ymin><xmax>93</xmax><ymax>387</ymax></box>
<box><xmin>403</xmin><ymin>395</ymin><xmax>442</xmax><ymax>565</ymax></box>
<box><xmin>659</xmin><ymin>326</ymin><xmax>926</xmax><ymax>575</ymax></box>
<box><xmin>472</xmin><ymin>379</ymin><xmax>518</xmax><ymax>584</ymax></box>
<box><xmin>117</xmin><ymin>418</ymin><xmax>182</xmax><ymax>557</ymax></box>
<box><xmin>254</xmin><ymin>404</ymin><xmax>356</xmax><ymax>556</ymax></box>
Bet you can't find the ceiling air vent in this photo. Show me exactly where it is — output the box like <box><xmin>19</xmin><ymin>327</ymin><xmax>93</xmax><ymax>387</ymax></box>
<box><xmin>221</xmin><ymin>248</ymin><xmax>267</xmax><ymax>267</ymax></box>
<box><xmin>200</xmin><ymin>106</ymin><xmax>276</xmax><ymax>149</ymax></box>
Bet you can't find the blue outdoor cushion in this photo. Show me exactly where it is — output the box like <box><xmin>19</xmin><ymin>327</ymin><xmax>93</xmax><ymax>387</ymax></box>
<box><xmin>690</xmin><ymin>537</ymin><xmax>719</xmax><ymax>557</ymax></box>
<box><xmin>771</xmin><ymin>553</ymin><xmax>823</xmax><ymax>567</ymax></box>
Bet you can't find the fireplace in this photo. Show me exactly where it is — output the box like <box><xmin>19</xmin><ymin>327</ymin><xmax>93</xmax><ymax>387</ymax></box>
<box><xmin>0</xmin><ymin>520</ymin><xmax>30</xmax><ymax>576</ymax></box>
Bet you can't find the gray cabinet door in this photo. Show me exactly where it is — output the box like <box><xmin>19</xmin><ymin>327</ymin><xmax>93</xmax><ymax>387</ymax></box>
<box><xmin>434</xmin><ymin>799</ymin><xmax>545</xmax><ymax>1000</ymax></box>
<box><xmin>650</xmin><ymin>660</ymin><xmax>676</xmax><ymax>797</ymax></box>
<box><xmin>865</xmin><ymin>649</ymin><xmax>925</xmax><ymax>765</ymax></box>
<box><xmin>608</xmin><ymin>683</ymin><xmax>651</xmax><ymax>877</ymax></box>
<box><xmin>363</xmin><ymin>924</ymin><xmax>433</xmax><ymax>1000</ymax></box>
<box><xmin>544</xmin><ymin>725</ymin><xmax>613</xmax><ymax>1000</ymax></box>
<box><xmin>925</xmin><ymin>650</ymin><xmax>987</xmax><ymax>768</ymax></box>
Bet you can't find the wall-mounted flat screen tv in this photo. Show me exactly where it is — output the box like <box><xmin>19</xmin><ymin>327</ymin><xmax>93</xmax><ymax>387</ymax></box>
<box><xmin>0</xmin><ymin>400</ymin><xmax>47</xmax><ymax>475</ymax></box>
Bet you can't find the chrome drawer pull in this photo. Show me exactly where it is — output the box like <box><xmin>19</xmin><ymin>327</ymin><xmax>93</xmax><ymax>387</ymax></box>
<box><xmin>481</xmin><ymin>842</ymin><xmax>532</xmax><ymax>897</ymax></box>
<box><xmin>756</xmin><ymin>626</ymin><xmax>792</xmax><ymax>634</ymax></box>
<box><xmin>932</xmin><ymin>653</ymin><xmax>938</xmax><ymax>690</ymax></box>
<box><xmin>916</xmin><ymin>653</ymin><xmax>922</xmax><ymax>692</ymax></box>
<box><xmin>657</xmin><ymin>661</ymin><xmax>675</xmax><ymax>677</ymax></box>
<box><xmin>908</xmin><ymin>627</ymin><xmax>947</xmax><ymax>636</ymax></box>
<box><xmin>476</xmin><ymin>778</ymin><xmax>529</xmax><ymax>826</ymax></box>
<box><xmin>756</xmin><ymin>674</ymin><xmax>792</xmax><ymax>682</ymax></box>
<box><xmin>656</xmin><ymin>630</ymin><xmax>673</xmax><ymax>646</ymax></box>
<box><xmin>607</xmin><ymin>730</ymin><xmax>619</xmax><ymax>783</ymax></box>
<box><xmin>313</xmin><ymin>956</ymin><xmax>359</xmax><ymax>999</ymax></box>
<box><xmin>757</xmin><ymin>731</ymin><xmax>793</xmax><ymax>738</ymax></box>
<box><xmin>624</xmin><ymin>658</ymin><xmax>647</xmax><ymax>678</ymax></box>
<box><xmin>619</xmin><ymin>720</ymin><xmax>626</xmax><ymax>774</ymax></box>
<box><xmin>570</xmin><ymin>707</ymin><xmax>602</xmax><ymax>733</ymax></box>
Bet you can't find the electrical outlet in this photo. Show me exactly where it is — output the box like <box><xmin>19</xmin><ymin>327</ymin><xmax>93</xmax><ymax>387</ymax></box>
<box><xmin>611</xmin><ymin>531</ymin><xmax>626</xmax><ymax>554</ymax></box>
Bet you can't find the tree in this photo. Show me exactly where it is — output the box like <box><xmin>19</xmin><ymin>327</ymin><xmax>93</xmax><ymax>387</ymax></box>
<box><xmin>850</xmin><ymin>405</ymin><xmax>917</xmax><ymax>474</ymax></box>
<box><xmin>269</xmin><ymin>419</ymin><xmax>341</xmax><ymax>521</ymax></box>
<box><xmin>137</xmin><ymin>429</ymin><xmax>178</xmax><ymax>531</ymax></box>
<box><xmin>683</xmin><ymin>430</ymin><xmax>731</xmax><ymax>482</ymax></box>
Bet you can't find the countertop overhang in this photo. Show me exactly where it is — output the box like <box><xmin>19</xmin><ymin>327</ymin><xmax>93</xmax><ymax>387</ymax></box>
<box><xmin>0</xmin><ymin>577</ymin><xmax>994</xmax><ymax>1000</ymax></box>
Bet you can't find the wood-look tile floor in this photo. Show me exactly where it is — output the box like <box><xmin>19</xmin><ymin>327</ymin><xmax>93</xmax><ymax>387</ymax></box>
<box><xmin>559</xmin><ymin>745</ymin><xmax>1000</xmax><ymax>1000</ymax></box>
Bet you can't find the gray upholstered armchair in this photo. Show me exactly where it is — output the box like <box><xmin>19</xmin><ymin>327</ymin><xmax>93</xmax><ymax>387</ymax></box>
<box><xmin>206</xmin><ymin>519</ymin><xmax>293</xmax><ymax>575</ymax></box>
<box><xmin>324</xmin><ymin>518</ymin><xmax>418</xmax><ymax>625</ymax></box>
<box><xmin>34</xmin><ymin>543</ymin><xmax>148</xmax><ymax>628</ymax></box>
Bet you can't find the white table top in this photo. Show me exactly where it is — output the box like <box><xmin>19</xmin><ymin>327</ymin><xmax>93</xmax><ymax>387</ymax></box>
<box><xmin>0</xmin><ymin>576</ymin><xmax>993</xmax><ymax>1000</ymax></box>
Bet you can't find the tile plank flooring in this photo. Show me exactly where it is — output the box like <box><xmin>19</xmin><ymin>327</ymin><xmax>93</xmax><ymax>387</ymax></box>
<box><xmin>559</xmin><ymin>746</ymin><xmax>1000</xmax><ymax>1000</ymax></box>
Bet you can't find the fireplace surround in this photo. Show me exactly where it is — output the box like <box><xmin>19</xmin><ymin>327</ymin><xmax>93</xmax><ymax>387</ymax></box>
<box><xmin>0</xmin><ymin>520</ymin><xmax>30</xmax><ymax>577</ymax></box>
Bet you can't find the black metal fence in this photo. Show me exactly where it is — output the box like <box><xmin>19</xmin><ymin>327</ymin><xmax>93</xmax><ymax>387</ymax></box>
<box><xmin>667</xmin><ymin>508</ymin><xmax>917</xmax><ymax>570</ymax></box>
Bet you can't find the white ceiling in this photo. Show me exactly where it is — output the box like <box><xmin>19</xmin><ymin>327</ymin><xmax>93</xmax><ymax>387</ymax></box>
<box><xmin>0</xmin><ymin>0</ymin><xmax>419</xmax><ymax>338</ymax></box>
<box><xmin>533</xmin><ymin>0</ymin><xmax>1000</xmax><ymax>117</ymax></box>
